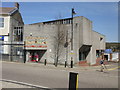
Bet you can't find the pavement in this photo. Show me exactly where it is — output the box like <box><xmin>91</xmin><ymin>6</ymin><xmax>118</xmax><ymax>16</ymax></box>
<box><xmin>7</xmin><ymin>61</ymin><xmax>119</xmax><ymax>72</ymax></box>
<box><xmin>1</xmin><ymin>80</ymin><xmax>32</xmax><ymax>88</ymax></box>
<box><xmin>1</xmin><ymin>78</ymin><xmax>53</xmax><ymax>89</ymax></box>
<box><xmin>1</xmin><ymin>61</ymin><xmax>119</xmax><ymax>89</ymax></box>
<box><xmin>1</xmin><ymin>80</ymin><xmax>51</xmax><ymax>89</ymax></box>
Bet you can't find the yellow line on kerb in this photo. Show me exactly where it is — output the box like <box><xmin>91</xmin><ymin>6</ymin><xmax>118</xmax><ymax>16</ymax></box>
<box><xmin>107</xmin><ymin>66</ymin><xmax>120</xmax><ymax>71</ymax></box>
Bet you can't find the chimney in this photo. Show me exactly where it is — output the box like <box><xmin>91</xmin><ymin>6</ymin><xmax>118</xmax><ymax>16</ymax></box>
<box><xmin>15</xmin><ymin>2</ymin><xmax>19</xmax><ymax>9</ymax></box>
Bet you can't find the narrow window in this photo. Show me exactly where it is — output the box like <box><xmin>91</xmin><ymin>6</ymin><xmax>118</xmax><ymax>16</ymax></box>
<box><xmin>0</xmin><ymin>18</ymin><xmax>4</xmax><ymax>28</ymax></box>
<box><xmin>14</xmin><ymin>26</ymin><xmax>23</xmax><ymax>41</ymax></box>
<box><xmin>100</xmin><ymin>37</ymin><xmax>103</xmax><ymax>41</ymax></box>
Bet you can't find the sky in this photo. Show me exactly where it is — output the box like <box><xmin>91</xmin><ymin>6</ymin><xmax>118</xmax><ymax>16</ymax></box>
<box><xmin>1</xmin><ymin>2</ymin><xmax>118</xmax><ymax>42</ymax></box>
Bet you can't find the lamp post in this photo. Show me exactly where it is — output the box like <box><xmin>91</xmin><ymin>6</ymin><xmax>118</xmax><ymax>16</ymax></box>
<box><xmin>10</xmin><ymin>27</ymin><xmax>14</xmax><ymax>62</ymax></box>
<box><xmin>71</xmin><ymin>8</ymin><xmax>76</xmax><ymax>68</ymax></box>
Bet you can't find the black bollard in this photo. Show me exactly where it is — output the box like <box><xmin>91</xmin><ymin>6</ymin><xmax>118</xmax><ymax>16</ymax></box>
<box><xmin>65</xmin><ymin>61</ymin><xmax>67</xmax><ymax>68</ymax></box>
<box><xmin>44</xmin><ymin>59</ymin><xmax>47</xmax><ymax>66</ymax></box>
<box><xmin>71</xmin><ymin>60</ymin><xmax>73</xmax><ymax>68</ymax></box>
<box><xmin>23</xmin><ymin>50</ymin><xmax>26</xmax><ymax>63</ymax></box>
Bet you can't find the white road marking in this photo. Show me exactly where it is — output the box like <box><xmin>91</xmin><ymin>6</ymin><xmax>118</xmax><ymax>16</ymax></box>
<box><xmin>1</xmin><ymin>79</ymin><xmax>50</xmax><ymax>89</ymax></box>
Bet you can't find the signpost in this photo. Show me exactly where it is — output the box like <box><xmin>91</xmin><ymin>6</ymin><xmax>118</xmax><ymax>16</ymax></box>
<box><xmin>70</xmin><ymin>50</ymin><xmax>74</xmax><ymax>68</ymax></box>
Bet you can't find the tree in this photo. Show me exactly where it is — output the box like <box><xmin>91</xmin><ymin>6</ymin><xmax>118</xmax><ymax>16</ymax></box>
<box><xmin>53</xmin><ymin>22</ymin><xmax>66</xmax><ymax>67</ymax></box>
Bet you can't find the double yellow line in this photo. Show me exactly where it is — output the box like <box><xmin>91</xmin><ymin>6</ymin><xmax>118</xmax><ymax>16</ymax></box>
<box><xmin>107</xmin><ymin>66</ymin><xmax>120</xmax><ymax>71</ymax></box>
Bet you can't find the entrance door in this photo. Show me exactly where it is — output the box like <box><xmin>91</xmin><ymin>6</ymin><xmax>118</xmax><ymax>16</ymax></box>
<box><xmin>79</xmin><ymin>45</ymin><xmax>91</xmax><ymax>61</ymax></box>
<box><xmin>27</xmin><ymin>50</ymin><xmax>46</xmax><ymax>62</ymax></box>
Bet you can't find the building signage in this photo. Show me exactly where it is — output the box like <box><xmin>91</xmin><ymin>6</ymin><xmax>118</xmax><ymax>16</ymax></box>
<box><xmin>25</xmin><ymin>36</ymin><xmax>47</xmax><ymax>49</ymax></box>
<box><xmin>0</xmin><ymin>36</ymin><xmax>4</xmax><ymax>40</ymax></box>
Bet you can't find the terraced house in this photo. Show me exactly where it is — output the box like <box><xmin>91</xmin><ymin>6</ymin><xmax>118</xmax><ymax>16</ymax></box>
<box><xmin>0</xmin><ymin>3</ymin><xmax>24</xmax><ymax>62</ymax></box>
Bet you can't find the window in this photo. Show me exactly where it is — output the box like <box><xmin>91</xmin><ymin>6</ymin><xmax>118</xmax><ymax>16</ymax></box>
<box><xmin>100</xmin><ymin>37</ymin><xmax>103</xmax><ymax>41</ymax></box>
<box><xmin>13</xmin><ymin>26</ymin><xmax>23</xmax><ymax>41</ymax></box>
<box><xmin>0</xmin><ymin>18</ymin><xmax>4</xmax><ymax>28</ymax></box>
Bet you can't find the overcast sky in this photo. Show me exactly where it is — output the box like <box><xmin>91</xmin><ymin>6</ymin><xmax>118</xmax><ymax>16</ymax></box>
<box><xmin>1</xmin><ymin>2</ymin><xmax>118</xmax><ymax>42</ymax></box>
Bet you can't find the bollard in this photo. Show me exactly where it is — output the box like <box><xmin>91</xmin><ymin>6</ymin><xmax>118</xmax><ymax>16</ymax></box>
<box><xmin>71</xmin><ymin>60</ymin><xmax>73</xmax><ymax>68</ymax></box>
<box><xmin>23</xmin><ymin>50</ymin><xmax>26</xmax><ymax>63</ymax></box>
<box><xmin>44</xmin><ymin>59</ymin><xmax>47</xmax><ymax>66</ymax></box>
<box><xmin>69</xmin><ymin>72</ymin><xmax>78</xmax><ymax>90</ymax></box>
<box><xmin>65</xmin><ymin>61</ymin><xmax>67</xmax><ymax>68</ymax></box>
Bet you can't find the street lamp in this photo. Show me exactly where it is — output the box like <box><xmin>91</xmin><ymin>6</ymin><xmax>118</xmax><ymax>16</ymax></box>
<box><xmin>71</xmin><ymin>8</ymin><xmax>76</xmax><ymax>68</ymax></box>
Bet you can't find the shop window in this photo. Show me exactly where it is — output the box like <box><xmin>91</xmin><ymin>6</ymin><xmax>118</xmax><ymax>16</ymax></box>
<box><xmin>96</xmin><ymin>50</ymin><xmax>104</xmax><ymax>58</ymax></box>
<box><xmin>0</xmin><ymin>18</ymin><xmax>4</xmax><ymax>28</ymax></box>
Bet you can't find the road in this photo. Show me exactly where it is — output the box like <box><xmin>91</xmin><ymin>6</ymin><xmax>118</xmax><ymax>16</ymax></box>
<box><xmin>1</xmin><ymin>61</ymin><xmax>119</xmax><ymax>89</ymax></box>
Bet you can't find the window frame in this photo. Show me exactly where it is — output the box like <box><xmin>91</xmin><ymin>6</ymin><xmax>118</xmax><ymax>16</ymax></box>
<box><xmin>0</xmin><ymin>17</ymin><xmax>4</xmax><ymax>28</ymax></box>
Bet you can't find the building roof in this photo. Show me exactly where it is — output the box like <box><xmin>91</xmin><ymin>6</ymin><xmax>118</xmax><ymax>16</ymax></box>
<box><xmin>29</xmin><ymin>16</ymin><xmax>88</xmax><ymax>25</ymax></box>
<box><xmin>0</xmin><ymin>7</ymin><xmax>17</xmax><ymax>15</ymax></box>
<box><xmin>30</xmin><ymin>17</ymin><xmax>72</xmax><ymax>25</ymax></box>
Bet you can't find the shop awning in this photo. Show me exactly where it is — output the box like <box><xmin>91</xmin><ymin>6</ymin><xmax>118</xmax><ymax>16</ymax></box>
<box><xmin>104</xmin><ymin>49</ymin><xmax>113</xmax><ymax>53</ymax></box>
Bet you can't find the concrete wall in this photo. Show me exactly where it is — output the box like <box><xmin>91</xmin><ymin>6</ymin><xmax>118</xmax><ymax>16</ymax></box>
<box><xmin>82</xmin><ymin>17</ymin><xmax>92</xmax><ymax>45</ymax></box>
<box><xmin>24</xmin><ymin>24</ymin><xmax>68</xmax><ymax>64</ymax></box>
<box><xmin>73</xmin><ymin>16</ymin><xmax>105</xmax><ymax>65</ymax></box>
<box><xmin>24</xmin><ymin>16</ymin><xmax>105</xmax><ymax>65</ymax></box>
<box><xmin>73</xmin><ymin>16</ymin><xmax>93</xmax><ymax>64</ymax></box>
<box><xmin>90</xmin><ymin>31</ymin><xmax>105</xmax><ymax>65</ymax></box>
<box><xmin>72</xmin><ymin>17</ymin><xmax>81</xmax><ymax>64</ymax></box>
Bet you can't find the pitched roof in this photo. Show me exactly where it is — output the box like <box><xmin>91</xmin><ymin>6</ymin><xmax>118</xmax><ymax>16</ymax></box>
<box><xmin>0</xmin><ymin>7</ymin><xmax>17</xmax><ymax>15</ymax></box>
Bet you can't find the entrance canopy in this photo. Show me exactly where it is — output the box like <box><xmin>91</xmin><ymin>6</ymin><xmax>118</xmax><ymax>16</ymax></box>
<box><xmin>79</xmin><ymin>45</ymin><xmax>92</xmax><ymax>61</ymax></box>
<box><xmin>104</xmin><ymin>49</ymin><xmax>113</xmax><ymax>54</ymax></box>
<box><xmin>79</xmin><ymin>45</ymin><xmax>92</xmax><ymax>52</ymax></box>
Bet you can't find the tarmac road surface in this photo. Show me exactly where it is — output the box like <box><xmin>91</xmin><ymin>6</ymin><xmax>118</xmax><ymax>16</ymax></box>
<box><xmin>1</xmin><ymin>61</ymin><xmax>119</xmax><ymax>89</ymax></box>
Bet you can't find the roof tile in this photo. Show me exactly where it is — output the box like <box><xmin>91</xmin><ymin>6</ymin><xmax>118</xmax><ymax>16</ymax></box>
<box><xmin>0</xmin><ymin>7</ymin><xmax>17</xmax><ymax>14</ymax></box>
